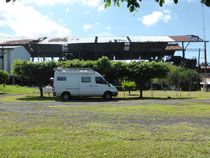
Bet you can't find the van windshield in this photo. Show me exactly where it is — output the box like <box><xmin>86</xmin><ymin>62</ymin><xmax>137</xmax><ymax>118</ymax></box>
<box><xmin>95</xmin><ymin>77</ymin><xmax>106</xmax><ymax>84</ymax></box>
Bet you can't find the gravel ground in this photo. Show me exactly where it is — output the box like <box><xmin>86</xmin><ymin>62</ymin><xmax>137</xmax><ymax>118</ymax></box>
<box><xmin>0</xmin><ymin>98</ymin><xmax>210</xmax><ymax>127</ymax></box>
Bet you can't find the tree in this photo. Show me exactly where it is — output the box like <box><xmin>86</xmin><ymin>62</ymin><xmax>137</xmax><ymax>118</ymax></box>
<box><xmin>127</xmin><ymin>61</ymin><xmax>169</xmax><ymax>98</ymax></box>
<box><xmin>167</xmin><ymin>66</ymin><xmax>202</xmax><ymax>91</ymax></box>
<box><xmin>12</xmin><ymin>59</ymin><xmax>57</xmax><ymax>97</ymax></box>
<box><xmin>104</xmin><ymin>0</ymin><xmax>210</xmax><ymax>12</ymax></box>
<box><xmin>0</xmin><ymin>70</ymin><xmax>10</xmax><ymax>85</ymax></box>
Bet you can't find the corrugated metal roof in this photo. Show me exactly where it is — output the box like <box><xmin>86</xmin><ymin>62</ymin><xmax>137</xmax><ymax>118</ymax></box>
<box><xmin>68</xmin><ymin>37</ymin><xmax>96</xmax><ymax>44</ymax></box>
<box><xmin>165</xmin><ymin>44</ymin><xmax>182</xmax><ymax>51</ymax></box>
<box><xmin>97</xmin><ymin>36</ymin><xmax>128</xmax><ymax>43</ymax></box>
<box><xmin>169</xmin><ymin>35</ymin><xmax>205</xmax><ymax>42</ymax></box>
<box><xmin>0</xmin><ymin>35</ymin><xmax>206</xmax><ymax>45</ymax></box>
<box><xmin>129</xmin><ymin>36</ymin><xmax>174</xmax><ymax>42</ymax></box>
<box><xmin>0</xmin><ymin>38</ymin><xmax>35</xmax><ymax>45</ymax></box>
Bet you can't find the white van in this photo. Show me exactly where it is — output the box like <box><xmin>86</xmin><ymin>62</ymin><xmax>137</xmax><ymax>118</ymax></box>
<box><xmin>53</xmin><ymin>68</ymin><xmax>118</xmax><ymax>100</ymax></box>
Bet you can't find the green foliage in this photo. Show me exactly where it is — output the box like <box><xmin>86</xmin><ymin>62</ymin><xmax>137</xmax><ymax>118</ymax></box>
<box><xmin>127</xmin><ymin>61</ymin><xmax>170</xmax><ymax>98</ymax></box>
<box><xmin>104</xmin><ymin>0</ymin><xmax>210</xmax><ymax>12</ymax></box>
<box><xmin>167</xmin><ymin>66</ymin><xmax>202</xmax><ymax>91</ymax></box>
<box><xmin>12</xmin><ymin>59</ymin><xmax>57</xmax><ymax>97</ymax></box>
<box><xmin>122</xmin><ymin>80</ymin><xmax>136</xmax><ymax>95</ymax></box>
<box><xmin>0</xmin><ymin>70</ymin><xmax>10</xmax><ymax>84</ymax></box>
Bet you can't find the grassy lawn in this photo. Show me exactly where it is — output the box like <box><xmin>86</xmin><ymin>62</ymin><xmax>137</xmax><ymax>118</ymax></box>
<box><xmin>0</xmin><ymin>85</ymin><xmax>39</xmax><ymax>95</ymax></box>
<box><xmin>0</xmin><ymin>100</ymin><xmax>209</xmax><ymax>157</ymax></box>
<box><xmin>0</xmin><ymin>88</ymin><xmax>209</xmax><ymax>157</ymax></box>
<box><xmin>0</xmin><ymin>89</ymin><xmax>210</xmax><ymax>102</ymax></box>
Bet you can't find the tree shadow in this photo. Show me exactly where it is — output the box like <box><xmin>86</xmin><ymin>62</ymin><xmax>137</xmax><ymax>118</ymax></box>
<box><xmin>16</xmin><ymin>95</ymin><xmax>195</xmax><ymax>102</ymax></box>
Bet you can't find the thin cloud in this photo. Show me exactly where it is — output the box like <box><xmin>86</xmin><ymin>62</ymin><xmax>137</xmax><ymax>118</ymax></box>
<box><xmin>0</xmin><ymin>2</ymin><xmax>72</xmax><ymax>37</ymax></box>
<box><xmin>140</xmin><ymin>10</ymin><xmax>171</xmax><ymax>26</ymax></box>
<box><xmin>65</xmin><ymin>8</ymin><xmax>70</xmax><ymax>13</ymax></box>
<box><xmin>0</xmin><ymin>33</ymin><xmax>12</xmax><ymax>38</ymax></box>
<box><xmin>98</xmin><ymin>5</ymin><xmax>105</xmax><ymax>12</ymax></box>
<box><xmin>83</xmin><ymin>24</ymin><xmax>92</xmax><ymax>31</ymax></box>
<box><xmin>106</xmin><ymin>26</ymin><xmax>111</xmax><ymax>30</ymax></box>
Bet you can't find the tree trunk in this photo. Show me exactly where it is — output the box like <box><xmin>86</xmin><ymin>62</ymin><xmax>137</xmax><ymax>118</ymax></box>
<box><xmin>140</xmin><ymin>88</ymin><xmax>143</xmax><ymax>98</ymax></box>
<box><xmin>39</xmin><ymin>86</ymin><xmax>43</xmax><ymax>97</ymax></box>
<box><xmin>139</xmin><ymin>84</ymin><xmax>143</xmax><ymax>98</ymax></box>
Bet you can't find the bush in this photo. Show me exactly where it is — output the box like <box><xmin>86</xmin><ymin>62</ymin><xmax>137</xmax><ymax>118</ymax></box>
<box><xmin>0</xmin><ymin>70</ymin><xmax>10</xmax><ymax>84</ymax></box>
<box><xmin>122</xmin><ymin>80</ymin><xmax>136</xmax><ymax>95</ymax></box>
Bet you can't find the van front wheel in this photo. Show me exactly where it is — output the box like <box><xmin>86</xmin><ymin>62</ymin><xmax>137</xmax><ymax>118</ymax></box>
<box><xmin>62</xmin><ymin>92</ymin><xmax>71</xmax><ymax>101</ymax></box>
<box><xmin>103</xmin><ymin>92</ymin><xmax>112</xmax><ymax>100</ymax></box>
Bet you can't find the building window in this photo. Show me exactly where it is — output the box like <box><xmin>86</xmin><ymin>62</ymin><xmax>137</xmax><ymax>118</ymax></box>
<box><xmin>81</xmin><ymin>77</ymin><xmax>91</xmax><ymax>83</ymax></box>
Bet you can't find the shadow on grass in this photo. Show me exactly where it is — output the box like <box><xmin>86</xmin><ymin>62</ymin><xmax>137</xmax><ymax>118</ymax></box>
<box><xmin>16</xmin><ymin>95</ymin><xmax>195</xmax><ymax>102</ymax></box>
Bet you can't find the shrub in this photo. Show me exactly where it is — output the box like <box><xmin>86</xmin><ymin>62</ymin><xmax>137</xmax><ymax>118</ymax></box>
<box><xmin>0</xmin><ymin>70</ymin><xmax>10</xmax><ymax>85</ymax></box>
<box><xmin>122</xmin><ymin>80</ymin><xmax>136</xmax><ymax>95</ymax></box>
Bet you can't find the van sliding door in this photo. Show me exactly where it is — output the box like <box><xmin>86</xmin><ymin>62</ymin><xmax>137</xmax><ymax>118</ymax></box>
<box><xmin>80</xmin><ymin>76</ymin><xmax>95</xmax><ymax>96</ymax></box>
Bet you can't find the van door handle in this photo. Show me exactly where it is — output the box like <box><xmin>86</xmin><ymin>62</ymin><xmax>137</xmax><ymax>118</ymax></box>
<box><xmin>95</xmin><ymin>85</ymin><xmax>98</xmax><ymax>87</ymax></box>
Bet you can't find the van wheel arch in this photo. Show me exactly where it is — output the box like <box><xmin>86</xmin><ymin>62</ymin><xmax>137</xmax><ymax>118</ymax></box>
<box><xmin>62</xmin><ymin>92</ymin><xmax>71</xmax><ymax>101</ymax></box>
<box><xmin>103</xmin><ymin>91</ymin><xmax>112</xmax><ymax>100</ymax></box>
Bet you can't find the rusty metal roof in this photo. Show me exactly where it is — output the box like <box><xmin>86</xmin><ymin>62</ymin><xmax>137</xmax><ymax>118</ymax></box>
<box><xmin>169</xmin><ymin>35</ymin><xmax>205</xmax><ymax>42</ymax></box>
<box><xmin>165</xmin><ymin>44</ymin><xmax>182</xmax><ymax>51</ymax></box>
<box><xmin>0</xmin><ymin>38</ymin><xmax>35</xmax><ymax>46</ymax></box>
<box><xmin>0</xmin><ymin>35</ymin><xmax>206</xmax><ymax>46</ymax></box>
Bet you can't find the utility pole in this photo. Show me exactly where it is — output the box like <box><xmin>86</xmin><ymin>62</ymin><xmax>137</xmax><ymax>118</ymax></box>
<box><xmin>197</xmin><ymin>49</ymin><xmax>200</xmax><ymax>91</ymax></box>
<box><xmin>202</xmin><ymin>3</ymin><xmax>208</xmax><ymax>91</ymax></box>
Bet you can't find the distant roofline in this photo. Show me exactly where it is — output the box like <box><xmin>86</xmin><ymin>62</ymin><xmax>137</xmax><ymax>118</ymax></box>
<box><xmin>0</xmin><ymin>35</ymin><xmax>207</xmax><ymax>46</ymax></box>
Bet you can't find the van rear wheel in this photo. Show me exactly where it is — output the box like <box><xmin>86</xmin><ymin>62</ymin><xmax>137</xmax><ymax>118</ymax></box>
<box><xmin>103</xmin><ymin>92</ymin><xmax>112</xmax><ymax>100</ymax></box>
<box><xmin>62</xmin><ymin>92</ymin><xmax>71</xmax><ymax>101</ymax></box>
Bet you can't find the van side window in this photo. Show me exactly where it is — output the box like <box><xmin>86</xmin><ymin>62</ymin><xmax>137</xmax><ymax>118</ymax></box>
<box><xmin>95</xmin><ymin>77</ymin><xmax>106</xmax><ymax>84</ymax></box>
<box><xmin>81</xmin><ymin>77</ymin><xmax>91</xmax><ymax>83</ymax></box>
<box><xmin>57</xmin><ymin>76</ymin><xmax>66</xmax><ymax>81</ymax></box>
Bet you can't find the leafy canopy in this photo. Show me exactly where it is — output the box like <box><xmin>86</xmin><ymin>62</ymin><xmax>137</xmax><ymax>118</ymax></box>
<box><xmin>12</xmin><ymin>59</ymin><xmax>57</xmax><ymax>97</ymax></box>
<box><xmin>104</xmin><ymin>0</ymin><xmax>210</xmax><ymax>12</ymax></box>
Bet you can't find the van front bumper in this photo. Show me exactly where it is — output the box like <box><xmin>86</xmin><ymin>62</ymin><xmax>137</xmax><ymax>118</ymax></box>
<box><xmin>112</xmin><ymin>92</ymin><xmax>118</xmax><ymax>97</ymax></box>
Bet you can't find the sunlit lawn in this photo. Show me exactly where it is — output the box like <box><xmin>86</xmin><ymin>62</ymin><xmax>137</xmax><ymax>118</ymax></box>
<box><xmin>0</xmin><ymin>85</ymin><xmax>38</xmax><ymax>95</ymax></box>
<box><xmin>0</xmin><ymin>102</ymin><xmax>209</xmax><ymax>157</ymax></box>
<box><xmin>1</xmin><ymin>88</ymin><xmax>210</xmax><ymax>102</ymax></box>
<box><xmin>0</xmin><ymin>86</ymin><xmax>210</xmax><ymax>157</ymax></box>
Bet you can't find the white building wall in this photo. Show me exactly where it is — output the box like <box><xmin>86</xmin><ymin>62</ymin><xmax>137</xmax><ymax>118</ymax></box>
<box><xmin>0</xmin><ymin>46</ymin><xmax>30</xmax><ymax>75</ymax></box>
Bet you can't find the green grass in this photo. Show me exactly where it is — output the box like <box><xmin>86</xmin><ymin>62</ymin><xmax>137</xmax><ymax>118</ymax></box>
<box><xmin>0</xmin><ymin>85</ymin><xmax>39</xmax><ymax>95</ymax></box>
<box><xmin>0</xmin><ymin>89</ymin><xmax>210</xmax><ymax>157</ymax></box>
<box><xmin>0</xmin><ymin>90</ymin><xmax>210</xmax><ymax>102</ymax></box>
<box><xmin>118</xmin><ymin>90</ymin><xmax>210</xmax><ymax>100</ymax></box>
<box><xmin>0</xmin><ymin>102</ymin><xmax>209</xmax><ymax>157</ymax></box>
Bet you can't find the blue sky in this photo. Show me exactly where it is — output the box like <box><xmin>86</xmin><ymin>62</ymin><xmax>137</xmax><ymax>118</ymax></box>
<box><xmin>0</xmin><ymin>0</ymin><xmax>209</xmax><ymax>63</ymax></box>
